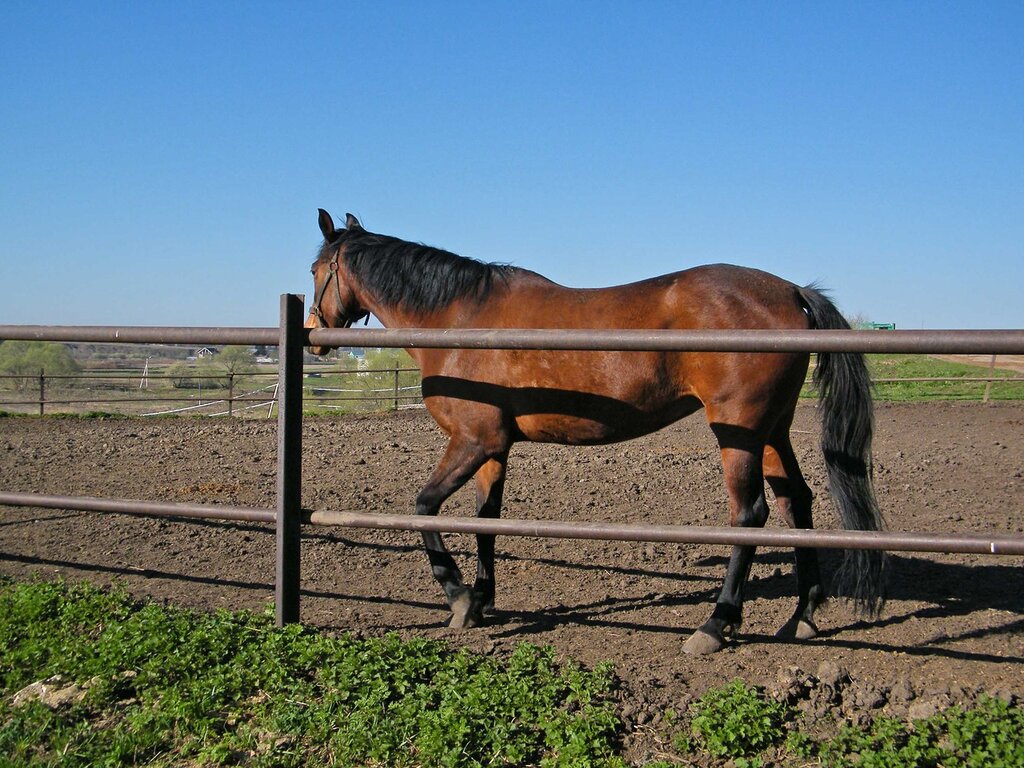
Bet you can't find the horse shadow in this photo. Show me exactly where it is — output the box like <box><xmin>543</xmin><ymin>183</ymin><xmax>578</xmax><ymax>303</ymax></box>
<box><xmin>478</xmin><ymin>549</ymin><xmax>1023</xmax><ymax>662</ymax></box>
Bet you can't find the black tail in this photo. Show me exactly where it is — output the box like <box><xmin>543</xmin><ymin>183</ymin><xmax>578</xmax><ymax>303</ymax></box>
<box><xmin>799</xmin><ymin>284</ymin><xmax>887</xmax><ymax>616</ymax></box>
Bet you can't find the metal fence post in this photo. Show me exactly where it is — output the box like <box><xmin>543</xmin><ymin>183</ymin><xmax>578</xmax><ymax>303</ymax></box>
<box><xmin>228</xmin><ymin>373</ymin><xmax>234</xmax><ymax>416</ymax></box>
<box><xmin>983</xmin><ymin>354</ymin><xmax>996</xmax><ymax>403</ymax></box>
<box><xmin>38</xmin><ymin>369</ymin><xmax>45</xmax><ymax>416</ymax></box>
<box><xmin>393</xmin><ymin>363</ymin><xmax>400</xmax><ymax>410</ymax></box>
<box><xmin>276</xmin><ymin>293</ymin><xmax>305</xmax><ymax>626</ymax></box>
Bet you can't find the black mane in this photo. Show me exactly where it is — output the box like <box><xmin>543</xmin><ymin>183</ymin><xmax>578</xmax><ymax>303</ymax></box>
<box><xmin>319</xmin><ymin>227</ymin><xmax>518</xmax><ymax>314</ymax></box>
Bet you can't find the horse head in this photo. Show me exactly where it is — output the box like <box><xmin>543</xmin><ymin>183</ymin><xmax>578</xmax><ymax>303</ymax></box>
<box><xmin>305</xmin><ymin>209</ymin><xmax>370</xmax><ymax>355</ymax></box>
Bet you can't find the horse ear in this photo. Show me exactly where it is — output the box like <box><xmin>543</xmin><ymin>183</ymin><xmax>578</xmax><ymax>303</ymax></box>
<box><xmin>318</xmin><ymin>209</ymin><xmax>339</xmax><ymax>242</ymax></box>
<box><xmin>345</xmin><ymin>213</ymin><xmax>363</xmax><ymax>230</ymax></box>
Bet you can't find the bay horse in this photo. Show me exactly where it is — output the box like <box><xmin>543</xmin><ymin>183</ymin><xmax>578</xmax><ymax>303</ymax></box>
<box><xmin>306</xmin><ymin>210</ymin><xmax>886</xmax><ymax>654</ymax></box>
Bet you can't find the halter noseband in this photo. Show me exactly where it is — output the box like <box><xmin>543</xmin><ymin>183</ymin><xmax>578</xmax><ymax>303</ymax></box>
<box><xmin>310</xmin><ymin>248</ymin><xmax>368</xmax><ymax>329</ymax></box>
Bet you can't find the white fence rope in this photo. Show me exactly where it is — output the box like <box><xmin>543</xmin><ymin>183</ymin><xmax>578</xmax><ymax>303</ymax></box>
<box><xmin>205</xmin><ymin>399</ymin><xmax>278</xmax><ymax>417</ymax></box>
<box><xmin>141</xmin><ymin>383</ymin><xmax>278</xmax><ymax>417</ymax></box>
<box><xmin>307</xmin><ymin>384</ymin><xmax>421</xmax><ymax>393</ymax></box>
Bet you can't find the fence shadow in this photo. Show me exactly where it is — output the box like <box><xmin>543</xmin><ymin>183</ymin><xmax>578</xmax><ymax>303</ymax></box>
<box><xmin>475</xmin><ymin>551</ymin><xmax>1024</xmax><ymax>663</ymax></box>
<box><xmin>3</xmin><ymin>506</ymin><xmax>1021</xmax><ymax>665</ymax></box>
<box><xmin>0</xmin><ymin>551</ymin><xmax>272</xmax><ymax>594</ymax></box>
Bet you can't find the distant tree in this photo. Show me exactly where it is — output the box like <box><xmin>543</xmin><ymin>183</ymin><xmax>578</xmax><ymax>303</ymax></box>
<box><xmin>845</xmin><ymin>312</ymin><xmax>872</xmax><ymax>330</ymax></box>
<box><xmin>167</xmin><ymin>359</ymin><xmax>229</xmax><ymax>389</ymax></box>
<box><xmin>364</xmin><ymin>348</ymin><xmax>417</xmax><ymax>370</ymax></box>
<box><xmin>217</xmin><ymin>346</ymin><xmax>255</xmax><ymax>375</ymax></box>
<box><xmin>0</xmin><ymin>341</ymin><xmax>80</xmax><ymax>390</ymax></box>
<box><xmin>335</xmin><ymin>353</ymin><xmax>360</xmax><ymax>372</ymax></box>
<box><xmin>167</xmin><ymin>361</ymin><xmax>194</xmax><ymax>389</ymax></box>
<box><xmin>355</xmin><ymin>349</ymin><xmax>421</xmax><ymax>410</ymax></box>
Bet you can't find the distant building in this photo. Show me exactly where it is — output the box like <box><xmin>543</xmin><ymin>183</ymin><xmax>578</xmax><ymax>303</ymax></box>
<box><xmin>853</xmin><ymin>322</ymin><xmax>896</xmax><ymax>331</ymax></box>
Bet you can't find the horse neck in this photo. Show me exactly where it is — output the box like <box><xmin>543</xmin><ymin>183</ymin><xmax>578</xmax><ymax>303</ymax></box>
<box><xmin>360</xmin><ymin>295</ymin><xmax>456</xmax><ymax>330</ymax></box>
<box><xmin>349</xmin><ymin>254</ymin><xmax>520</xmax><ymax>330</ymax></box>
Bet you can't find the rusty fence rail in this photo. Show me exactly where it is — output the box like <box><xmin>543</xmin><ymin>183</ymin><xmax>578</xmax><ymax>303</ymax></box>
<box><xmin>2</xmin><ymin>299</ymin><xmax>1024</xmax><ymax>627</ymax></box>
<box><xmin>5</xmin><ymin>323</ymin><xmax>1024</xmax><ymax>353</ymax></box>
<box><xmin>3</xmin><ymin>492</ymin><xmax>1024</xmax><ymax>557</ymax></box>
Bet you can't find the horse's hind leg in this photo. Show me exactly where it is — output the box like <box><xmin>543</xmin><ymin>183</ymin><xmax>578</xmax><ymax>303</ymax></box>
<box><xmin>473</xmin><ymin>453</ymin><xmax>509</xmax><ymax>616</ymax></box>
<box><xmin>764</xmin><ymin>434</ymin><xmax>824</xmax><ymax>640</ymax></box>
<box><xmin>684</xmin><ymin>441</ymin><xmax>769</xmax><ymax>655</ymax></box>
<box><xmin>415</xmin><ymin>434</ymin><xmax>493</xmax><ymax>629</ymax></box>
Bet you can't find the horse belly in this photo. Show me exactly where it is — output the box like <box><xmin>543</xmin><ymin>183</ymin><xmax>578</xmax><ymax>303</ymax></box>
<box><xmin>513</xmin><ymin>395</ymin><xmax>703</xmax><ymax>446</ymax></box>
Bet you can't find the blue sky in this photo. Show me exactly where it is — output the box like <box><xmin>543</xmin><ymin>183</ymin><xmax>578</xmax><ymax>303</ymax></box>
<box><xmin>2</xmin><ymin>2</ymin><xmax>1021</xmax><ymax>329</ymax></box>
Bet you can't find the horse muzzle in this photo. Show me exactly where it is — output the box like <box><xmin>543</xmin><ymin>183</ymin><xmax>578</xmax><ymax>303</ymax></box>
<box><xmin>305</xmin><ymin>311</ymin><xmax>369</xmax><ymax>356</ymax></box>
<box><xmin>304</xmin><ymin>312</ymin><xmax>336</xmax><ymax>356</ymax></box>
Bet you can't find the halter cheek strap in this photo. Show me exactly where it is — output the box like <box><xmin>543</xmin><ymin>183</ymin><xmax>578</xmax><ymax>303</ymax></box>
<box><xmin>310</xmin><ymin>250</ymin><xmax>369</xmax><ymax>329</ymax></box>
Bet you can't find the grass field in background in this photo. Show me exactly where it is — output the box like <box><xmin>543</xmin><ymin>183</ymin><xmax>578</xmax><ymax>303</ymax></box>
<box><xmin>793</xmin><ymin>354</ymin><xmax>1024</xmax><ymax>401</ymax></box>
<box><xmin>864</xmin><ymin>354</ymin><xmax>1024</xmax><ymax>401</ymax></box>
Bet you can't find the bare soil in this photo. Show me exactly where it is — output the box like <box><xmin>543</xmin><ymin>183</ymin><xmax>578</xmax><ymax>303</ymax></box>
<box><xmin>932</xmin><ymin>353</ymin><xmax>1024</xmax><ymax>373</ymax></box>
<box><xmin>2</xmin><ymin>403</ymin><xmax>1022</xmax><ymax>758</ymax></box>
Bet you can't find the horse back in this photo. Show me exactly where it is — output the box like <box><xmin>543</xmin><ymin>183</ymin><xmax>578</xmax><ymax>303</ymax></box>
<box><xmin>416</xmin><ymin>264</ymin><xmax>812</xmax><ymax>445</ymax></box>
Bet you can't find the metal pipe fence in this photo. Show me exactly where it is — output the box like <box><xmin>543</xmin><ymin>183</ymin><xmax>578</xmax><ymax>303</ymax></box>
<box><xmin>0</xmin><ymin>491</ymin><xmax>274</xmax><ymax>524</ymax></box>
<box><xmin>0</xmin><ymin>367</ymin><xmax>425</xmax><ymax>415</ymax></box>
<box><xmin>304</xmin><ymin>327</ymin><xmax>1024</xmax><ymax>353</ymax></box>
<box><xmin>2</xmin><ymin>302</ymin><xmax>1023</xmax><ymax>627</ymax></box>
<box><xmin>3</xmin><ymin>491</ymin><xmax>1022</xmax><ymax>556</ymax></box>
<box><xmin>4</xmin><ymin>324</ymin><xmax>1023</xmax><ymax>352</ymax></box>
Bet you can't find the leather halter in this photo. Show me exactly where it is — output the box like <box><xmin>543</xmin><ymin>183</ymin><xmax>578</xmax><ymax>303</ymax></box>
<box><xmin>309</xmin><ymin>247</ymin><xmax>367</xmax><ymax>329</ymax></box>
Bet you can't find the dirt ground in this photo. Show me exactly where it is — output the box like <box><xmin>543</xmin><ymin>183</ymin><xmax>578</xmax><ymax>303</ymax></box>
<box><xmin>2</xmin><ymin>402</ymin><xmax>1022</xmax><ymax>757</ymax></box>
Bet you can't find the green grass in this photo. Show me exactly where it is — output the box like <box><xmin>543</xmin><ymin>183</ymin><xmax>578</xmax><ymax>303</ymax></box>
<box><xmin>0</xmin><ymin>578</ymin><xmax>624</xmax><ymax>767</ymax></box>
<box><xmin>787</xmin><ymin>697</ymin><xmax>1024</xmax><ymax>767</ymax></box>
<box><xmin>865</xmin><ymin>354</ymin><xmax>1024</xmax><ymax>401</ymax></box>
<box><xmin>797</xmin><ymin>354</ymin><xmax>1024</xmax><ymax>401</ymax></box>
<box><xmin>656</xmin><ymin>679</ymin><xmax>1024</xmax><ymax>768</ymax></box>
<box><xmin>671</xmin><ymin>679</ymin><xmax>790</xmax><ymax>761</ymax></box>
<box><xmin>5</xmin><ymin>579</ymin><xmax>1023</xmax><ymax>767</ymax></box>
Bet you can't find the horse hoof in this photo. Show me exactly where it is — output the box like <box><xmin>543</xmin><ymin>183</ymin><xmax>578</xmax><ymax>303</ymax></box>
<box><xmin>776</xmin><ymin>618</ymin><xmax>818</xmax><ymax>640</ymax></box>
<box><xmin>448</xmin><ymin>591</ymin><xmax>483</xmax><ymax>630</ymax></box>
<box><xmin>683</xmin><ymin>629</ymin><xmax>725</xmax><ymax>655</ymax></box>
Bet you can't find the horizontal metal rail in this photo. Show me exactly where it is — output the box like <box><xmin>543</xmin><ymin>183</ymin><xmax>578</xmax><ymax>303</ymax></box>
<box><xmin>0</xmin><ymin>396</ymin><xmax>275</xmax><ymax>407</ymax></box>
<box><xmin>307</xmin><ymin>327</ymin><xmax>1024</xmax><ymax>354</ymax></box>
<box><xmin>0</xmin><ymin>325</ymin><xmax>279</xmax><ymax>345</ymax></box>
<box><xmin>307</xmin><ymin>510</ymin><xmax>1024</xmax><ymax>556</ymax></box>
<box><xmin>0</xmin><ymin>491</ymin><xmax>274</xmax><ymax>523</ymax></box>
<box><xmin>6</xmin><ymin>372</ymin><xmax>1018</xmax><ymax>386</ymax></box>
<box><xmin>872</xmin><ymin>376</ymin><xmax>1024</xmax><ymax>383</ymax></box>
<box><xmin>0</xmin><ymin>372</ymin><xmax>279</xmax><ymax>381</ymax></box>
<box><xmin>5</xmin><ymin>325</ymin><xmax>1024</xmax><ymax>354</ymax></box>
<box><xmin>0</xmin><ymin>394</ymin><xmax>418</xmax><ymax>408</ymax></box>
<box><xmin>0</xmin><ymin>369</ymin><xmax>416</xmax><ymax>380</ymax></box>
<box><xmin>3</xmin><ymin>491</ymin><xmax>1022</xmax><ymax>555</ymax></box>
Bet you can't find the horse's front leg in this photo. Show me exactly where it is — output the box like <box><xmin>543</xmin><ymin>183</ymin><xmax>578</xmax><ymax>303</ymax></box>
<box><xmin>415</xmin><ymin>435</ymin><xmax>491</xmax><ymax>629</ymax></box>
<box><xmin>472</xmin><ymin>453</ymin><xmax>509</xmax><ymax>617</ymax></box>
